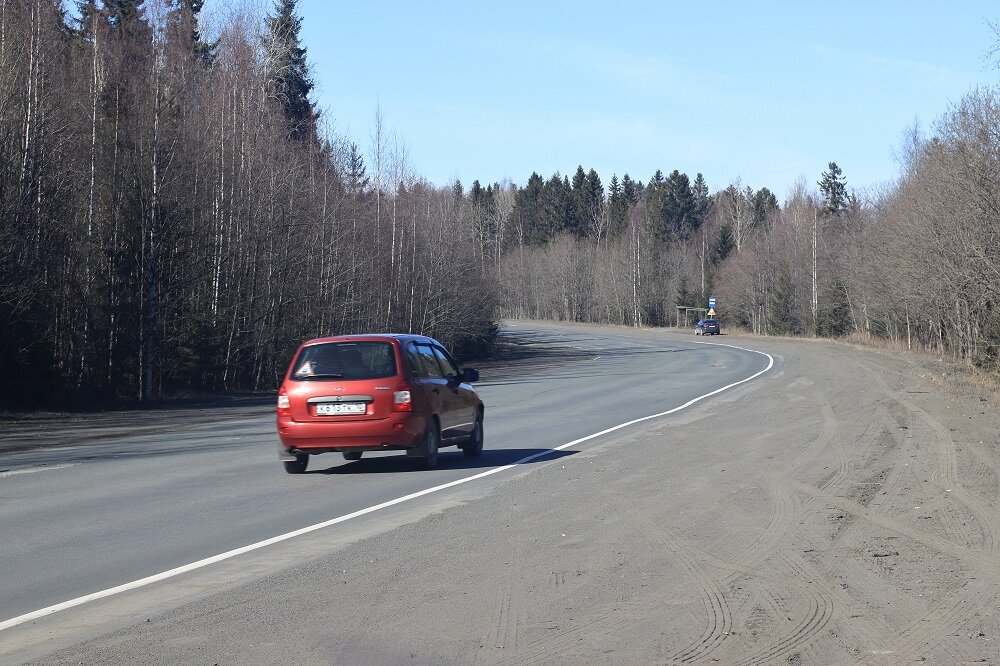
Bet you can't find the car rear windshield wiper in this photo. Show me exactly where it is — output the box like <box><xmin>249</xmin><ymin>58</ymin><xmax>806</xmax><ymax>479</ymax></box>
<box><xmin>302</xmin><ymin>373</ymin><xmax>345</xmax><ymax>379</ymax></box>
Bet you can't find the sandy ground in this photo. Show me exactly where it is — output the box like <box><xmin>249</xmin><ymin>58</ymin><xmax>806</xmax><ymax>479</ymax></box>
<box><xmin>14</xmin><ymin>327</ymin><xmax>1000</xmax><ymax>664</ymax></box>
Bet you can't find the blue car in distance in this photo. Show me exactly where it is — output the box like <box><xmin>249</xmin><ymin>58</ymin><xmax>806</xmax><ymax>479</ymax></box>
<box><xmin>695</xmin><ymin>318</ymin><xmax>720</xmax><ymax>335</ymax></box>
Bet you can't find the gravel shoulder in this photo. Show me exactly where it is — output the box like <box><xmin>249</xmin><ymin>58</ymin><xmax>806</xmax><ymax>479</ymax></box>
<box><xmin>13</xmin><ymin>325</ymin><xmax>1000</xmax><ymax>664</ymax></box>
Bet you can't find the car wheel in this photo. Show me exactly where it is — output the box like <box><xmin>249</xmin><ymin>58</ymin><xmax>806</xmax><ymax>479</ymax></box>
<box><xmin>343</xmin><ymin>451</ymin><xmax>362</xmax><ymax>461</ymax></box>
<box><xmin>462</xmin><ymin>413</ymin><xmax>484</xmax><ymax>457</ymax></box>
<box><xmin>283</xmin><ymin>454</ymin><xmax>308</xmax><ymax>474</ymax></box>
<box><xmin>419</xmin><ymin>421</ymin><xmax>440</xmax><ymax>470</ymax></box>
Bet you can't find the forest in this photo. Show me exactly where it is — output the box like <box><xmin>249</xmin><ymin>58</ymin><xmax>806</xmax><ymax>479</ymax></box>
<box><xmin>1</xmin><ymin>0</ymin><xmax>999</xmax><ymax>405</ymax></box>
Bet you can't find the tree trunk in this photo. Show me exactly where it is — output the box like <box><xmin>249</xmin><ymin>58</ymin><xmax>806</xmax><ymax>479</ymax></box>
<box><xmin>811</xmin><ymin>209</ymin><xmax>818</xmax><ymax>333</ymax></box>
<box><xmin>144</xmin><ymin>62</ymin><xmax>162</xmax><ymax>401</ymax></box>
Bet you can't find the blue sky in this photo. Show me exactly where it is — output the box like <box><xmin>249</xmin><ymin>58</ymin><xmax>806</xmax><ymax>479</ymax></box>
<box><xmin>213</xmin><ymin>1</ymin><xmax>999</xmax><ymax>198</ymax></box>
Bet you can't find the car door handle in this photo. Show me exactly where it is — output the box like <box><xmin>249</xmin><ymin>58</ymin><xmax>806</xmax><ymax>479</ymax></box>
<box><xmin>432</xmin><ymin>388</ymin><xmax>440</xmax><ymax>394</ymax></box>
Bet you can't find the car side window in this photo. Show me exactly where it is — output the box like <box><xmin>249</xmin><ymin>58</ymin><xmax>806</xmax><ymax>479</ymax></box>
<box><xmin>432</xmin><ymin>346</ymin><xmax>459</xmax><ymax>379</ymax></box>
<box><xmin>405</xmin><ymin>342</ymin><xmax>426</xmax><ymax>378</ymax></box>
<box><xmin>415</xmin><ymin>343</ymin><xmax>444</xmax><ymax>379</ymax></box>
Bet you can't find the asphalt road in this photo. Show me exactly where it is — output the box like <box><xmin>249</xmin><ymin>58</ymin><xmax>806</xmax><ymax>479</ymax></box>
<box><xmin>13</xmin><ymin>322</ymin><xmax>997</xmax><ymax>664</ymax></box>
<box><xmin>0</xmin><ymin>322</ymin><xmax>771</xmax><ymax>663</ymax></box>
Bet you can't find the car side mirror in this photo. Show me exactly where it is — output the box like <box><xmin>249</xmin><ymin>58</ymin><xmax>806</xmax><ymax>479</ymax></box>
<box><xmin>461</xmin><ymin>368</ymin><xmax>479</xmax><ymax>383</ymax></box>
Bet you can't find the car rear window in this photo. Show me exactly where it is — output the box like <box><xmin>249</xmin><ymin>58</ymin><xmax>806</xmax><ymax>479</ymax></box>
<box><xmin>290</xmin><ymin>342</ymin><xmax>397</xmax><ymax>381</ymax></box>
<box><xmin>705</xmin><ymin>319</ymin><xmax>718</xmax><ymax>325</ymax></box>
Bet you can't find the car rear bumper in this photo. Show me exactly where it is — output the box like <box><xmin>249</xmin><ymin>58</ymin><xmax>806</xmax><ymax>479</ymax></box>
<box><xmin>277</xmin><ymin>414</ymin><xmax>426</xmax><ymax>459</ymax></box>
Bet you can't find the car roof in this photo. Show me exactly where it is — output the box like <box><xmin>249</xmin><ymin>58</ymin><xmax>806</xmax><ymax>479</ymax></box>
<box><xmin>299</xmin><ymin>333</ymin><xmax>438</xmax><ymax>347</ymax></box>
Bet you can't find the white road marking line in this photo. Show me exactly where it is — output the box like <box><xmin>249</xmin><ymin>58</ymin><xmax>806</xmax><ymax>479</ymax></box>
<box><xmin>0</xmin><ymin>342</ymin><xmax>773</xmax><ymax>632</ymax></box>
<box><xmin>0</xmin><ymin>463</ymin><xmax>79</xmax><ymax>478</ymax></box>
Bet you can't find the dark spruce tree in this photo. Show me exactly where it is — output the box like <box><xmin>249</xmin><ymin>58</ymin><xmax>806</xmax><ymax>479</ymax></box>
<box><xmin>74</xmin><ymin>0</ymin><xmax>101</xmax><ymax>38</ymax></box>
<box><xmin>105</xmin><ymin>0</ymin><xmax>144</xmax><ymax>25</ymax></box>
<box><xmin>647</xmin><ymin>169</ymin><xmax>696</xmax><ymax>242</ymax></box>
<box><xmin>692</xmin><ymin>172</ymin><xmax>711</xmax><ymax>230</ymax></box>
<box><xmin>265</xmin><ymin>0</ymin><xmax>317</xmax><ymax>142</ymax></box>
<box><xmin>171</xmin><ymin>0</ymin><xmax>217</xmax><ymax>63</ymax></box>
<box><xmin>622</xmin><ymin>173</ymin><xmax>641</xmax><ymax>206</ymax></box>
<box><xmin>817</xmin><ymin>279</ymin><xmax>852</xmax><ymax>336</ymax></box>
<box><xmin>345</xmin><ymin>142</ymin><xmax>370</xmax><ymax>197</ymax></box>
<box><xmin>768</xmin><ymin>263</ymin><xmax>797</xmax><ymax>335</ymax></box>
<box><xmin>663</xmin><ymin>169</ymin><xmax>696</xmax><ymax>238</ymax></box>
<box><xmin>818</xmin><ymin>162</ymin><xmax>847</xmax><ymax>216</ymax></box>
<box><xmin>568</xmin><ymin>165</ymin><xmax>589</xmax><ymax>236</ymax></box>
<box><xmin>573</xmin><ymin>168</ymin><xmax>603</xmax><ymax>238</ymax></box>
<box><xmin>713</xmin><ymin>223</ymin><xmax>736</xmax><ymax>264</ymax></box>
<box><xmin>645</xmin><ymin>170</ymin><xmax>668</xmax><ymax>241</ymax></box>
<box><xmin>538</xmin><ymin>173</ymin><xmax>572</xmax><ymax>241</ymax></box>
<box><xmin>751</xmin><ymin>187</ymin><xmax>778</xmax><ymax>227</ymax></box>
<box><xmin>607</xmin><ymin>175</ymin><xmax>628</xmax><ymax>238</ymax></box>
<box><xmin>675</xmin><ymin>275</ymin><xmax>695</xmax><ymax>309</ymax></box>
<box><xmin>584</xmin><ymin>170</ymin><xmax>603</xmax><ymax>218</ymax></box>
<box><xmin>513</xmin><ymin>172</ymin><xmax>545</xmax><ymax>245</ymax></box>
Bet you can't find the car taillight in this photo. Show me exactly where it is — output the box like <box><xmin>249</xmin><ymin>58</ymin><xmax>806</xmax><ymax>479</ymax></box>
<box><xmin>277</xmin><ymin>388</ymin><xmax>291</xmax><ymax>417</ymax></box>
<box><xmin>392</xmin><ymin>383</ymin><xmax>412</xmax><ymax>412</ymax></box>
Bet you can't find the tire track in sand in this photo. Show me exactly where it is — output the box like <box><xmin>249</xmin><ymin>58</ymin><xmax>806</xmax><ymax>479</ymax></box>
<box><xmin>636</xmin><ymin>518</ymin><xmax>734</xmax><ymax>664</ymax></box>
<box><xmin>862</xmin><ymin>365</ymin><xmax>1000</xmax><ymax>663</ymax></box>
<box><xmin>728</xmin><ymin>551</ymin><xmax>835</xmax><ymax>666</ymax></box>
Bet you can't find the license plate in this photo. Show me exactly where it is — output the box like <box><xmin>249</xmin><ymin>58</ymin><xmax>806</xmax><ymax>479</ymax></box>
<box><xmin>315</xmin><ymin>402</ymin><xmax>366</xmax><ymax>416</ymax></box>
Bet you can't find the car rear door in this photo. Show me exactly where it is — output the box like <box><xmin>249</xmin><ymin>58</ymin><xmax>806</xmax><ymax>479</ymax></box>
<box><xmin>432</xmin><ymin>344</ymin><xmax>475</xmax><ymax>439</ymax></box>
<box><xmin>405</xmin><ymin>341</ymin><xmax>452</xmax><ymax>433</ymax></box>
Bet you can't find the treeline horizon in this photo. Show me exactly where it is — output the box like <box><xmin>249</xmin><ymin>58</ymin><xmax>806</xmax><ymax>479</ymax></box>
<box><xmin>1</xmin><ymin>1</ymin><xmax>998</xmax><ymax>406</ymax></box>
<box><xmin>0</xmin><ymin>0</ymin><xmax>498</xmax><ymax>405</ymax></box>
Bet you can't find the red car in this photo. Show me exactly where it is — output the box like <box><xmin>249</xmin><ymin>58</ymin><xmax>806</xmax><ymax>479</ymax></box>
<box><xmin>276</xmin><ymin>334</ymin><xmax>484</xmax><ymax>474</ymax></box>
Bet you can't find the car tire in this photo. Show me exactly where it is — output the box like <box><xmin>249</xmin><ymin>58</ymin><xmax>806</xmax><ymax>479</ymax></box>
<box><xmin>419</xmin><ymin>421</ymin><xmax>440</xmax><ymax>470</ymax></box>
<box><xmin>342</xmin><ymin>451</ymin><xmax>362</xmax><ymax>461</ymax></box>
<box><xmin>283</xmin><ymin>454</ymin><xmax>308</xmax><ymax>474</ymax></box>
<box><xmin>462</xmin><ymin>413</ymin><xmax>484</xmax><ymax>457</ymax></box>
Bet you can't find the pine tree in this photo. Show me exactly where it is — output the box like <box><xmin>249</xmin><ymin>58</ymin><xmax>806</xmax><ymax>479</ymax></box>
<box><xmin>470</xmin><ymin>179</ymin><xmax>486</xmax><ymax>207</ymax></box>
<box><xmin>751</xmin><ymin>187</ymin><xmax>778</xmax><ymax>227</ymax></box>
<box><xmin>580</xmin><ymin>168</ymin><xmax>603</xmax><ymax>238</ymax></box>
<box><xmin>171</xmin><ymin>0</ymin><xmax>216</xmax><ymax>63</ymax></box>
<box><xmin>768</xmin><ymin>264</ymin><xmax>797</xmax><ymax>335</ymax></box>
<box><xmin>265</xmin><ymin>0</ymin><xmax>317</xmax><ymax>142</ymax></box>
<box><xmin>538</xmin><ymin>173</ymin><xmax>571</xmax><ymax>241</ymax></box>
<box><xmin>645</xmin><ymin>170</ymin><xmax>667</xmax><ymax>240</ymax></box>
<box><xmin>691</xmin><ymin>172</ymin><xmax>711</xmax><ymax>229</ymax></box>
<box><xmin>663</xmin><ymin>169</ymin><xmax>695</xmax><ymax>238</ymax></box>
<box><xmin>568</xmin><ymin>165</ymin><xmax>588</xmax><ymax>236</ymax></box>
<box><xmin>817</xmin><ymin>279</ymin><xmax>852</xmax><ymax>336</ymax></box>
<box><xmin>713</xmin><ymin>223</ymin><xmax>736</xmax><ymax>263</ymax></box>
<box><xmin>818</xmin><ymin>162</ymin><xmax>847</xmax><ymax>216</ymax></box>
<box><xmin>74</xmin><ymin>0</ymin><xmax>101</xmax><ymax>39</ymax></box>
<box><xmin>345</xmin><ymin>142</ymin><xmax>369</xmax><ymax>196</ymax></box>
<box><xmin>675</xmin><ymin>275</ymin><xmax>694</xmax><ymax>308</ymax></box>
<box><xmin>622</xmin><ymin>173</ymin><xmax>641</xmax><ymax>206</ymax></box>
<box><xmin>608</xmin><ymin>175</ymin><xmax>628</xmax><ymax>238</ymax></box>
<box><xmin>646</xmin><ymin>169</ymin><xmax>695</xmax><ymax>242</ymax></box>
<box><xmin>513</xmin><ymin>172</ymin><xmax>545</xmax><ymax>245</ymax></box>
<box><xmin>105</xmin><ymin>0</ymin><xmax>144</xmax><ymax>25</ymax></box>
